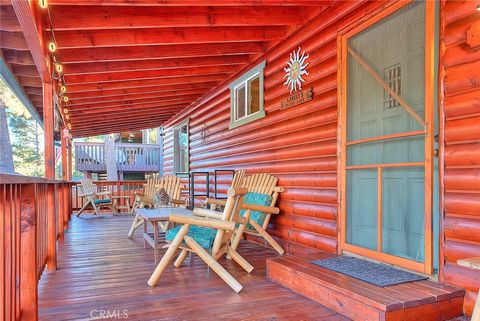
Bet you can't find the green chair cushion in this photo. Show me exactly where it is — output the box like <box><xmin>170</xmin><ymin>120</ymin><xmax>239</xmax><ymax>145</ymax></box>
<box><xmin>166</xmin><ymin>225</ymin><xmax>217</xmax><ymax>249</ymax></box>
<box><xmin>94</xmin><ymin>199</ymin><xmax>111</xmax><ymax>205</ymax></box>
<box><xmin>241</xmin><ymin>192</ymin><xmax>273</xmax><ymax>229</ymax></box>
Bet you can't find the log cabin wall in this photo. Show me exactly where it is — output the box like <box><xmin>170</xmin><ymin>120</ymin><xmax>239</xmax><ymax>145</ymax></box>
<box><xmin>163</xmin><ymin>0</ymin><xmax>395</xmax><ymax>255</ymax></box>
<box><xmin>162</xmin><ymin>0</ymin><xmax>480</xmax><ymax>310</ymax></box>
<box><xmin>441</xmin><ymin>0</ymin><xmax>480</xmax><ymax>315</ymax></box>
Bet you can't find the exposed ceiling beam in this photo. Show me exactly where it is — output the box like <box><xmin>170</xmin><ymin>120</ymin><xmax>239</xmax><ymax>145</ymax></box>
<box><xmin>66</xmin><ymin>74</ymin><xmax>226</xmax><ymax>93</ymax></box>
<box><xmin>0</xmin><ymin>5</ymin><xmax>22</xmax><ymax>32</ymax></box>
<box><xmin>49</xmin><ymin>6</ymin><xmax>306</xmax><ymax>30</ymax></box>
<box><xmin>50</xmin><ymin>0</ymin><xmax>330</xmax><ymax>6</ymax></box>
<box><xmin>18</xmin><ymin>75</ymin><xmax>42</xmax><ymax>87</ymax></box>
<box><xmin>68</xmin><ymin>96</ymin><xmax>198</xmax><ymax>112</ymax></box>
<box><xmin>11</xmin><ymin>0</ymin><xmax>51</xmax><ymax>82</ymax></box>
<box><xmin>2</xmin><ymin>48</ymin><xmax>35</xmax><ymax>65</ymax></box>
<box><xmin>62</xmin><ymin>55</ymin><xmax>249</xmax><ymax>75</ymax></box>
<box><xmin>0</xmin><ymin>31</ymin><xmax>29</xmax><ymax>50</ymax></box>
<box><xmin>68</xmin><ymin>89</ymin><xmax>208</xmax><ymax>106</ymax></box>
<box><xmin>69</xmin><ymin>110</ymin><xmax>182</xmax><ymax>124</ymax></box>
<box><xmin>0</xmin><ymin>57</ymin><xmax>42</xmax><ymax>124</ymax></box>
<box><xmin>72</xmin><ymin>120</ymin><xmax>170</xmax><ymax>137</ymax></box>
<box><xmin>10</xmin><ymin>64</ymin><xmax>39</xmax><ymax>77</ymax></box>
<box><xmin>67</xmin><ymin>82</ymin><xmax>218</xmax><ymax>100</ymax></box>
<box><xmin>59</xmin><ymin>42</ymin><xmax>264</xmax><ymax>63</ymax></box>
<box><xmin>65</xmin><ymin>65</ymin><xmax>238</xmax><ymax>84</ymax></box>
<box><xmin>55</xmin><ymin>26</ymin><xmax>287</xmax><ymax>49</ymax></box>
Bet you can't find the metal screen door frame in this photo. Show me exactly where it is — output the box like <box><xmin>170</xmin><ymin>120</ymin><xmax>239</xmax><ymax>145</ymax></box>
<box><xmin>337</xmin><ymin>0</ymin><xmax>436</xmax><ymax>274</ymax></box>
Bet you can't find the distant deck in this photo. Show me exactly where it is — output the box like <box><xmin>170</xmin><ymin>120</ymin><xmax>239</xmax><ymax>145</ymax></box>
<box><xmin>38</xmin><ymin>215</ymin><xmax>349</xmax><ymax>321</ymax></box>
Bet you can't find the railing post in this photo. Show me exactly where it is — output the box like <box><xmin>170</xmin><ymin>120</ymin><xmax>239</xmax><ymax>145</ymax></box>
<box><xmin>20</xmin><ymin>183</ymin><xmax>38</xmax><ymax>321</ymax></box>
<box><xmin>57</xmin><ymin>184</ymin><xmax>64</xmax><ymax>243</ymax></box>
<box><xmin>46</xmin><ymin>184</ymin><xmax>57</xmax><ymax>271</ymax></box>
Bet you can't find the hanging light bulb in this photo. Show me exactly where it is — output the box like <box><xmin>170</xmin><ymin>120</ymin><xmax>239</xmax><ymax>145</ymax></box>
<box><xmin>65</xmin><ymin>114</ymin><xmax>70</xmax><ymax>120</ymax></box>
<box><xmin>48</xmin><ymin>42</ymin><xmax>56</xmax><ymax>52</ymax></box>
<box><xmin>60</xmin><ymin>85</ymin><xmax>67</xmax><ymax>94</ymax></box>
<box><xmin>63</xmin><ymin>108</ymin><xmax>69</xmax><ymax>114</ymax></box>
<box><xmin>39</xmin><ymin>0</ymin><xmax>48</xmax><ymax>9</ymax></box>
<box><xmin>63</xmin><ymin>96</ymin><xmax>69</xmax><ymax>103</ymax></box>
<box><xmin>55</xmin><ymin>63</ymin><xmax>62</xmax><ymax>74</ymax></box>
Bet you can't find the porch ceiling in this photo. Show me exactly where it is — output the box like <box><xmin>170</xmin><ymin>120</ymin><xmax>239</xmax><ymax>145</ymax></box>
<box><xmin>45</xmin><ymin>0</ymin><xmax>333</xmax><ymax>137</ymax></box>
<box><xmin>0</xmin><ymin>1</ymin><xmax>44</xmax><ymax>118</ymax></box>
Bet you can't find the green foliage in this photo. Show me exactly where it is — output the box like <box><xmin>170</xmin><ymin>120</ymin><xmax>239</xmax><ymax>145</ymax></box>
<box><xmin>1</xmin><ymin>79</ymin><xmax>44</xmax><ymax>177</ymax></box>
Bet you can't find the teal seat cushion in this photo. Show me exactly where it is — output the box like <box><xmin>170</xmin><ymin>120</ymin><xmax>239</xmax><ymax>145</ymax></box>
<box><xmin>94</xmin><ymin>199</ymin><xmax>111</xmax><ymax>205</ymax></box>
<box><xmin>166</xmin><ymin>225</ymin><xmax>217</xmax><ymax>249</ymax></box>
<box><xmin>241</xmin><ymin>192</ymin><xmax>273</xmax><ymax>229</ymax></box>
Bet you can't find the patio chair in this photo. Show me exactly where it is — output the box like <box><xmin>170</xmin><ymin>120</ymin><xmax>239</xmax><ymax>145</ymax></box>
<box><xmin>127</xmin><ymin>175</ymin><xmax>183</xmax><ymax>238</ymax></box>
<box><xmin>76</xmin><ymin>178</ymin><xmax>113</xmax><ymax>217</ymax></box>
<box><xmin>207</xmin><ymin>172</ymin><xmax>285</xmax><ymax>255</ymax></box>
<box><xmin>148</xmin><ymin>187</ymin><xmax>254</xmax><ymax>293</ymax></box>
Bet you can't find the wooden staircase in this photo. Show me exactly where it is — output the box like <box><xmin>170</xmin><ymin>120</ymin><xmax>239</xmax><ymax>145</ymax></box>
<box><xmin>267</xmin><ymin>254</ymin><xmax>465</xmax><ymax>321</ymax></box>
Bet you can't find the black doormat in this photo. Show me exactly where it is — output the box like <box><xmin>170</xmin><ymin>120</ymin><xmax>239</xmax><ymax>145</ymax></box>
<box><xmin>311</xmin><ymin>256</ymin><xmax>427</xmax><ymax>287</ymax></box>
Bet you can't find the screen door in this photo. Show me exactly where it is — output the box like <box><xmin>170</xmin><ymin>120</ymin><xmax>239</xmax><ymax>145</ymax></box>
<box><xmin>340</xmin><ymin>1</ymin><xmax>435</xmax><ymax>273</ymax></box>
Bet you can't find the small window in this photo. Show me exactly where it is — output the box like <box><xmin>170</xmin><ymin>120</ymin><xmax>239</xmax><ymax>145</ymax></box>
<box><xmin>173</xmin><ymin>120</ymin><xmax>189</xmax><ymax>173</ymax></box>
<box><xmin>229</xmin><ymin>61</ymin><xmax>266</xmax><ymax>129</ymax></box>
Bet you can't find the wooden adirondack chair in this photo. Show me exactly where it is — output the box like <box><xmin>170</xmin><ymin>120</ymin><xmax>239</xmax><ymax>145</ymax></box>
<box><xmin>207</xmin><ymin>172</ymin><xmax>285</xmax><ymax>255</ymax></box>
<box><xmin>148</xmin><ymin>187</ymin><xmax>254</xmax><ymax>293</ymax></box>
<box><xmin>127</xmin><ymin>175</ymin><xmax>183</xmax><ymax>238</ymax></box>
<box><xmin>76</xmin><ymin>178</ymin><xmax>113</xmax><ymax>217</ymax></box>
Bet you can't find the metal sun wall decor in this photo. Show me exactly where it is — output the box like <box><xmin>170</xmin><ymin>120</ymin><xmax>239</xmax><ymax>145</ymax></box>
<box><xmin>283</xmin><ymin>47</ymin><xmax>310</xmax><ymax>94</ymax></box>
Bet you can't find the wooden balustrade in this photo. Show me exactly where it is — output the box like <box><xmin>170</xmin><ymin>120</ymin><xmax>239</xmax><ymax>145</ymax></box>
<box><xmin>0</xmin><ymin>174</ymin><xmax>73</xmax><ymax>321</ymax></box>
<box><xmin>71</xmin><ymin>180</ymin><xmax>146</xmax><ymax>210</ymax></box>
<box><xmin>75</xmin><ymin>142</ymin><xmax>106</xmax><ymax>172</ymax></box>
<box><xmin>74</xmin><ymin>142</ymin><xmax>162</xmax><ymax>173</ymax></box>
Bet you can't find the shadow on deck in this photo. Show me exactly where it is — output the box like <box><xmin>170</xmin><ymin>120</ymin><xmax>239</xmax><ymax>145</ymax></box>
<box><xmin>38</xmin><ymin>214</ymin><xmax>350</xmax><ymax>321</ymax></box>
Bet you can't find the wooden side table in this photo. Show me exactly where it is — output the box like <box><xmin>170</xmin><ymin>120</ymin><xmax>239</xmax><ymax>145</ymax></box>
<box><xmin>112</xmin><ymin>195</ymin><xmax>132</xmax><ymax>215</ymax></box>
<box><xmin>136</xmin><ymin>207</ymin><xmax>193</xmax><ymax>263</ymax></box>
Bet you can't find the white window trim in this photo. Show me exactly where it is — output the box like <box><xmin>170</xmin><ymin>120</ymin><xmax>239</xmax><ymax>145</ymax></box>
<box><xmin>229</xmin><ymin>61</ymin><xmax>266</xmax><ymax>129</ymax></box>
<box><xmin>173</xmin><ymin>118</ymin><xmax>189</xmax><ymax>174</ymax></box>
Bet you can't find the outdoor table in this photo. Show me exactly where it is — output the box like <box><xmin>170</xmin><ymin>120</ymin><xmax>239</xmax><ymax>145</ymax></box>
<box><xmin>111</xmin><ymin>195</ymin><xmax>132</xmax><ymax>215</ymax></box>
<box><xmin>135</xmin><ymin>207</ymin><xmax>193</xmax><ymax>263</ymax></box>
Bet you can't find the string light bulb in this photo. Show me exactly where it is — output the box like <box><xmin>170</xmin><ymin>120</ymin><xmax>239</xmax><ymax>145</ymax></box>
<box><xmin>48</xmin><ymin>42</ymin><xmax>56</xmax><ymax>52</ymax></box>
<box><xmin>39</xmin><ymin>0</ymin><xmax>48</xmax><ymax>9</ymax></box>
<box><xmin>60</xmin><ymin>85</ymin><xmax>67</xmax><ymax>94</ymax></box>
<box><xmin>65</xmin><ymin>114</ymin><xmax>70</xmax><ymax>120</ymax></box>
<box><xmin>63</xmin><ymin>96</ymin><xmax>69</xmax><ymax>103</ymax></box>
<box><xmin>67</xmin><ymin>123</ymin><xmax>72</xmax><ymax>130</ymax></box>
<box><xmin>63</xmin><ymin>108</ymin><xmax>69</xmax><ymax>114</ymax></box>
<box><xmin>55</xmin><ymin>63</ymin><xmax>62</xmax><ymax>74</ymax></box>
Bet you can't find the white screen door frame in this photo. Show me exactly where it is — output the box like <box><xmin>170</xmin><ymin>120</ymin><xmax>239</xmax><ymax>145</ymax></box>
<box><xmin>337</xmin><ymin>0</ymin><xmax>436</xmax><ymax>274</ymax></box>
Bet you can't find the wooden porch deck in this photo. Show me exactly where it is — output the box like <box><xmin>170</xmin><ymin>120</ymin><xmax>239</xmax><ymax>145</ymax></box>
<box><xmin>38</xmin><ymin>214</ymin><xmax>350</xmax><ymax>321</ymax></box>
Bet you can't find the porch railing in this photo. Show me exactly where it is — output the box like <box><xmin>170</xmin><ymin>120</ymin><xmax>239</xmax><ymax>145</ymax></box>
<box><xmin>71</xmin><ymin>180</ymin><xmax>146</xmax><ymax>210</ymax></box>
<box><xmin>0</xmin><ymin>174</ymin><xmax>73</xmax><ymax>321</ymax></box>
<box><xmin>74</xmin><ymin>142</ymin><xmax>162</xmax><ymax>173</ymax></box>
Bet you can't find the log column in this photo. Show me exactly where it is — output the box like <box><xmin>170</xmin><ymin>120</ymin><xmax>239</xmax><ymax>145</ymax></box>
<box><xmin>43</xmin><ymin>82</ymin><xmax>57</xmax><ymax>271</ymax></box>
<box><xmin>61</xmin><ymin>127</ymin><xmax>68</xmax><ymax>180</ymax></box>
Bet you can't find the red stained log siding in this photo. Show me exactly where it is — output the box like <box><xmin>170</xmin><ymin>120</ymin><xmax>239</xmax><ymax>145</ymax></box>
<box><xmin>162</xmin><ymin>0</ymin><xmax>391</xmax><ymax>254</ymax></box>
<box><xmin>441</xmin><ymin>0</ymin><xmax>480</xmax><ymax>316</ymax></box>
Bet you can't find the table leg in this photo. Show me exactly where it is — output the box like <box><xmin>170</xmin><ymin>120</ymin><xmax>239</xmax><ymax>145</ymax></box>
<box><xmin>143</xmin><ymin>219</ymin><xmax>148</xmax><ymax>249</ymax></box>
<box><xmin>154</xmin><ymin>221</ymin><xmax>159</xmax><ymax>263</ymax></box>
<box><xmin>112</xmin><ymin>198</ymin><xmax>118</xmax><ymax>215</ymax></box>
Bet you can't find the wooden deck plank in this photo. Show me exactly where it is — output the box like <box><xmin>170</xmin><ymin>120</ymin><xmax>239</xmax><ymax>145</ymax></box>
<box><xmin>38</xmin><ymin>215</ymin><xmax>350</xmax><ymax>321</ymax></box>
<box><xmin>267</xmin><ymin>254</ymin><xmax>465</xmax><ymax>321</ymax></box>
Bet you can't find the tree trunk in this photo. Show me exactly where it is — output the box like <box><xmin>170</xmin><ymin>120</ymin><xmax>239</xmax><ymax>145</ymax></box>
<box><xmin>0</xmin><ymin>100</ymin><xmax>15</xmax><ymax>173</ymax></box>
